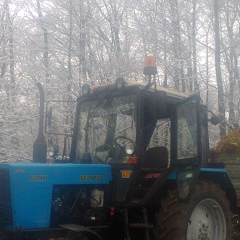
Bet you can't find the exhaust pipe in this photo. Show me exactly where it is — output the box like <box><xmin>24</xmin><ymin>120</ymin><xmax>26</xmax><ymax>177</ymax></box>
<box><xmin>33</xmin><ymin>82</ymin><xmax>47</xmax><ymax>163</ymax></box>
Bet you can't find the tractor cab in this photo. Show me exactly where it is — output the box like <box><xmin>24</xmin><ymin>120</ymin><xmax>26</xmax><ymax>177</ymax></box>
<box><xmin>69</xmin><ymin>73</ymin><xmax>208</xmax><ymax>205</ymax></box>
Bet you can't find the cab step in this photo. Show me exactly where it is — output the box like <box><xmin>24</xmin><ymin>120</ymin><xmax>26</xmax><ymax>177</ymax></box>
<box><xmin>129</xmin><ymin>223</ymin><xmax>153</xmax><ymax>229</ymax></box>
<box><xmin>124</xmin><ymin>208</ymin><xmax>151</xmax><ymax>240</ymax></box>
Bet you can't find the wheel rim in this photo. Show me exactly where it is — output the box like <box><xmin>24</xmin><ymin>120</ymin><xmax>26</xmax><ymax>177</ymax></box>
<box><xmin>187</xmin><ymin>198</ymin><xmax>226</xmax><ymax>240</ymax></box>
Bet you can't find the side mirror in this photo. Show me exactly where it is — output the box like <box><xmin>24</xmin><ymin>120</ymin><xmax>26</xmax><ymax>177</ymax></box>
<box><xmin>210</xmin><ymin>115</ymin><xmax>220</xmax><ymax>125</ymax></box>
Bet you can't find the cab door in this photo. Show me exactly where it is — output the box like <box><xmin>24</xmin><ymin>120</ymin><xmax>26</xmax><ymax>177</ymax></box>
<box><xmin>172</xmin><ymin>94</ymin><xmax>202</xmax><ymax>200</ymax></box>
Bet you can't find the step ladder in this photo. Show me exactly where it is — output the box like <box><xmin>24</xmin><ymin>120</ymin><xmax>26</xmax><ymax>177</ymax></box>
<box><xmin>124</xmin><ymin>208</ymin><xmax>153</xmax><ymax>240</ymax></box>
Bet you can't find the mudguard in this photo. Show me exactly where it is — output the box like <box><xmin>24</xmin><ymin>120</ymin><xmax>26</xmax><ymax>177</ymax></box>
<box><xmin>168</xmin><ymin>168</ymin><xmax>238</xmax><ymax>212</ymax></box>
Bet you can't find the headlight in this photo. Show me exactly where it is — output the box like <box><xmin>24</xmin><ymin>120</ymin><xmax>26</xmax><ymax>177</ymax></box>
<box><xmin>47</xmin><ymin>147</ymin><xmax>55</xmax><ymax>157</ymax></box>
<box><xmin>125</xmin><ymin>142</ymin><xmax>135</xmax><ymax>155</ymax></box>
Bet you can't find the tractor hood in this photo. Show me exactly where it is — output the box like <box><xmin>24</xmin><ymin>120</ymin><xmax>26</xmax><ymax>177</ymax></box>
<box><xmin>0</xmin><ymin>163</ymin><xmax>112</xmax><ymax>184</ymax></box>
<box><xmin>0</xmin><ymin>163</ymin><xmax>112</xmax><ymax>230</ymax></box>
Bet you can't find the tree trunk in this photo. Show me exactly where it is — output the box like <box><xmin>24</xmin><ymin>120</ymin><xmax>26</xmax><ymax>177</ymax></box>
<box><xmin>169</xmin><ymin>0</ymin><xmax>185</xmax><ymax>92</ymax></box>
<box><xmin>5</xmin><ymin>0</ymin><xmax>15</xmax><ymax>99</ymax></box>
<box><xmin>192</xmin><ymin>0</ymin><xmax>199</xmax><ymax>92</ymax></box>
<box><xmin>205</xmin><ymin>27</ymin><xmax>210</xmax><ymax>106</ymax></box>
<box><xmin>213</xmin><ymin>0</ymin><xmax>226</xmax><ymax>137</ymax></box>
<box><xmin>0</xmin><ymin>2</ymin><xmax>7</xmax><ymax>79</ymax></box>
<box><xmin>36</xmin><ymin>0</ymin><xmax>50</xmax><ymax>84</ymax></box>
<box><xmin>78</xmin><ymin>0</ymin><xmax>87</xmax><ymax>87</ymax></box>
<box><xmin>67</xmin><ymin>0</ymin><xmax>73</xmax><ymax>83</ymax></box>
<box><xmin>223</xmin><ymin>1</ymin><xmax>239</xmax><ymax>131</ymax></box>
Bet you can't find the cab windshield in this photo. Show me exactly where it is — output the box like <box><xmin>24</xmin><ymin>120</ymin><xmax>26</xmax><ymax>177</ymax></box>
<box><xmin>75</xmin><ymin>95</ymin><xmax>137</xmax><ymax>163</ymax></box>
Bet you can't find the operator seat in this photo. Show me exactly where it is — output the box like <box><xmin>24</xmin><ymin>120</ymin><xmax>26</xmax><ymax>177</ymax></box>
<box><xmin>142</xmin><ymin>146</ymin><xmax>169</xmax><ymax>170</ymax></box>
<box><xmin>133</xmin><ymin>146</ymin><xmax>169</xmax><ymax>199</ymax></box>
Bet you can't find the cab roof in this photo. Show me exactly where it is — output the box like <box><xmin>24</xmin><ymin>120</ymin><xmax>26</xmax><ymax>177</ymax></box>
<box><xmin>126</xmin><ymin>80</ymin><xmax>188</xmax><ymax>101</ymax></box>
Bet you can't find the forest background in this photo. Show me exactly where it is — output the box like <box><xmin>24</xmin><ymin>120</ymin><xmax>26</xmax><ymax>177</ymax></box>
<box><xmin>0</xmin><ymin>0</ymin><xmax>239</xmax><ymax>161</ymax></box>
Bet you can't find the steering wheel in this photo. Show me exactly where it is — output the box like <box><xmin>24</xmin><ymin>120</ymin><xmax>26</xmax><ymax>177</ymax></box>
<box><xmin>113</xmin><ymin>136</ymin><xmax>135</xmax><ymax>149</ymax></box>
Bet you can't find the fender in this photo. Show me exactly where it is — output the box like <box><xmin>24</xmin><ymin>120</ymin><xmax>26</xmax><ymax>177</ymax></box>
<box><xmin>198</xmin><ymin>168</ymin><xmax>238</xmax><ymax>213</ymax></box>
<box><xmin>168</xmin><ymin>168</ymin><xmax>238</xmax><ymax>213</ymax></box>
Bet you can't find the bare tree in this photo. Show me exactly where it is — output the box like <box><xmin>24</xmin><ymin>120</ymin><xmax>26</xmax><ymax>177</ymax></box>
<box><xmin>221</xmin><ymin>0</ymin><xmax>240</xmax><ymax>130</ymax></box>
<box><xmin>0</xmin><ymin>0</ymin><xmax>15</xmax><ymax>98</ymax></box>
<box><xmin>213</xmin><ymin>0</ymin><xmax>226</xmax><ymax>136</ymax></box>
<box><xmin>0</xmin><ymin>1</ymin><xmax>7</xmax><ymax>79</ymax></box>
<box><xmin>36</xmin><ymin>0</ymin><xmax>50</xmax><ymax>84</ymax></box>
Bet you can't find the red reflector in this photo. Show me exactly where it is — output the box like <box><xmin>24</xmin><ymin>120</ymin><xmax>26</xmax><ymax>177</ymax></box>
<box><xmin>110</xmin><ymin>207</ymin><xmax>115</xmax><ymax>216</ymax></box>
<box><xmin>127</xmin><ymin>157</ymin><xmax>137</xmax><ymax>164</ymax></box>
<box><xmin>92</xmin><ymin>85</ymin><xmax>109</xmax><ymax>92</ymax></box>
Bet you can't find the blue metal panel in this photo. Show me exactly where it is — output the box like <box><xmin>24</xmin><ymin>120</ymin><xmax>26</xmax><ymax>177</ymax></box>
<box><xmin>167</xmin><ymin>167</ymin><xmax>228</xmax><ymax>180</ymax></box>
<box><xmin>200</xmin><ymin>167</ymin><xmax>227</xmax><ymax>173</ymax></box>
<box><xmin>0</xmin><ymin>163</ymin><xmax>112</xmax><ymax>230</ymax></box>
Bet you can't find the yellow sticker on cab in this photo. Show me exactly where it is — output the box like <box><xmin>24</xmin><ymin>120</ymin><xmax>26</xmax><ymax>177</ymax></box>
<box><xmin>121</xmin><ymin>170</ymin><xmax>132</xmax><ymax>178</ymax></box>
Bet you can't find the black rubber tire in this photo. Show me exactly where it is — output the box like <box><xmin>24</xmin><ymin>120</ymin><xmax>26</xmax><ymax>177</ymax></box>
<box><xmin>155</xmin><ymin>181</ymin><xmax>232</xmax><ymax>240</ymax></box>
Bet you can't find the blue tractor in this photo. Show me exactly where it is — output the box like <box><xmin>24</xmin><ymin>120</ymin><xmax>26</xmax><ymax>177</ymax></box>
<box><xmin>0</xmin><ymin>57</ymin><xmax>238</xmax><ymax>240</ymax></box>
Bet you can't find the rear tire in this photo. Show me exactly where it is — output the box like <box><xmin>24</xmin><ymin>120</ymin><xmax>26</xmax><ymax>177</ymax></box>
<box><xmin>155</xmin><ymin>181</ymin><xmax>232</xmax><ymax>240</ymax></box>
